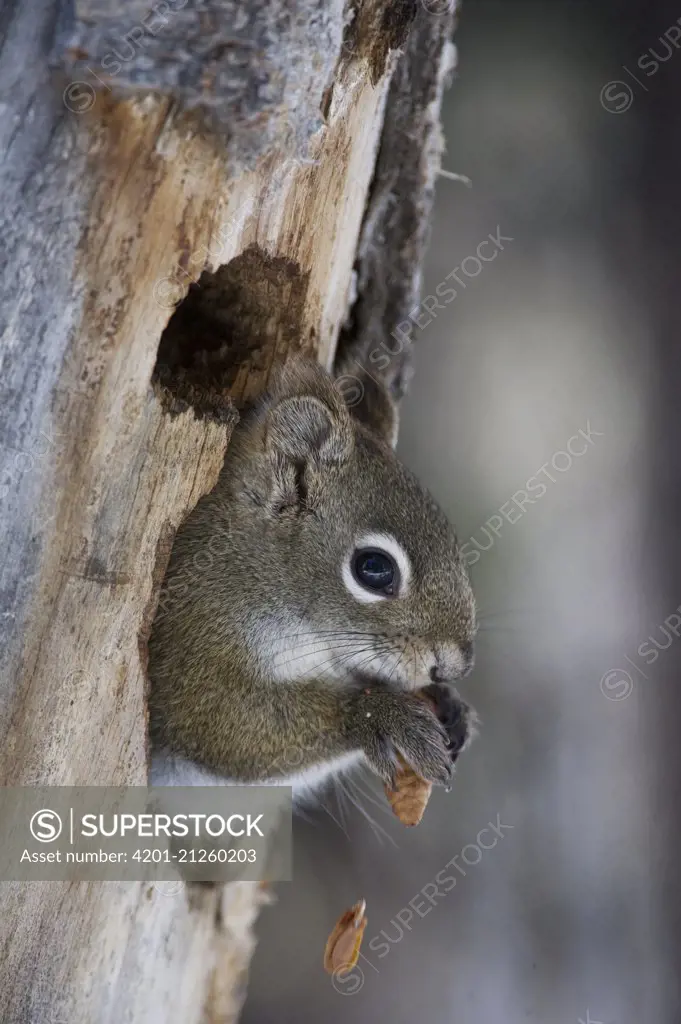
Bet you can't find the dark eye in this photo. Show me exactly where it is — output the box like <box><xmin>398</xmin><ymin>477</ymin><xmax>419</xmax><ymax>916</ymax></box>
<box><xmin>352</xmin><ymin>549</ymin><xmax>398</xmax><ymax>596</ymax></box>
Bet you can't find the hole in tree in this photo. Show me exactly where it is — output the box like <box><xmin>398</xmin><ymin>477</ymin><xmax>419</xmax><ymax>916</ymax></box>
<box><xmin>153</xmin><ymin>243</ymin><xmax>314</xmax><ymax>420</ymax></box>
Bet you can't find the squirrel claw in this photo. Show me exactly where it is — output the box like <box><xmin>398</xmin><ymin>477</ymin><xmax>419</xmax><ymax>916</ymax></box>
<box><xmin>422</xmin><ymin>683</ymin><xmax>478</xmax><ymax>764</ymax></box>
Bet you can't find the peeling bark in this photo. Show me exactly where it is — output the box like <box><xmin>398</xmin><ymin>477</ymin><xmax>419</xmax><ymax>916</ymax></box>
<box><xmin>336</xmin><ymin>4</ymin><xmax>458</xmax><ymax>399</ymax></box>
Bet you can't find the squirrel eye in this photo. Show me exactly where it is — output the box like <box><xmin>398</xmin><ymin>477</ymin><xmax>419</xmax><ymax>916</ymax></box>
<box><xmin>352</xmin><ymin>549</ymin><xmax>398</xmax><ymax>596</ymax></box>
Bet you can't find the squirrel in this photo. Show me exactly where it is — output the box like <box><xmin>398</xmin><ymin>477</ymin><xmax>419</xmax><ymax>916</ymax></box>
<box><xmin>148</xmin><ymin>358</ymin><xmax>477</xmax><ymax>804</ymax></box>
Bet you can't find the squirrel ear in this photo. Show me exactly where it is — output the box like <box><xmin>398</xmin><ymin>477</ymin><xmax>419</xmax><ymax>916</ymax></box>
<box><xmin>336</xmin><ymin>367</ymin><xmax>400</xmax><ymax>449</ymax></box>
<box><xmin>262</xmin><ymin>361</ymin><xmax>353</xmax><ymax>510</ymax></box>
<box><xmin>266</xmin><ymin>394</ymin><xmax>351</xmax><ymax>466</ymax></box>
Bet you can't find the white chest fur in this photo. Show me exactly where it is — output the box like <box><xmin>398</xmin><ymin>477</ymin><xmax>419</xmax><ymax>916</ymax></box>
<box><xmin>150</xmin><ymin>748</ymin><xmax>364</xmax><ymax>806</ymax></box>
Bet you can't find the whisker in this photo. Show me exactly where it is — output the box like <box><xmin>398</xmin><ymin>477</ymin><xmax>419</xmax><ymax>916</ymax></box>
<box><xmin>333</xmin><ymin>774</ymin><xmax>382</xmax><ymax>839</ymax></box>
<box><xmin>272</xmin><ymin>638</ymin><xmax>375</xmax><ymax>668</ymax></box>
<box><xmin>336</xmin><ymin>773</ymin><xmax>386</xmax><ymax>845</ymax></box>
<box><xmin>318</xmin><ymin>791</ymin><xmax>350</xmax><ymax>838</ymax></box>
<box><xmin>292</xmin><ymin>802</ymin><xmax>314</xmax><ymax>824</ymax></box>
<box><xmin>332</xmin><ymin>776</ymin><xmax>350</xmax><ymax>837</ymax></box>
<box><xmin>316</xmin><ymin>647</ymin><xmax>383</xmax><ymax>682</ymax></box>
<box><xmin>385</xmin><ymin>641</ymin><xmax>407</xmax><ymax>687</ymax></box>
<box><xmin>271</xmin><ymin>629</ymin><xmax>387</xmax><ymax>644</ymax></box>
<box><xmin>346</xmin><ymin>771</ymin><xmax>396</xmax><ymax>822</ymax></box>
<box><xmin>271</xmin><ymin>634</ymin><xmax>389</xmax><ymax>658</ymax></box>
<box><xmin>290</xmin><ymin>643</ymin><xmax>387</xmax><ymax>680</ymax></box>
<box><xmin>343</xmin><ymin>773</ymin><xmax>398</xmax><ymax>847</ymax></box>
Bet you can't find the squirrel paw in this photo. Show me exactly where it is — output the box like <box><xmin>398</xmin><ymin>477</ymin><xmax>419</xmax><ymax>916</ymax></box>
<box><xmin>421</xmin><ymin>683</ymin><xmax>479</xmax><ymax>764</ymax></box>
<box><xmin>350</xmin><ymin>689</ymin><xmax>452</xmax><ymax>787</ymax></box>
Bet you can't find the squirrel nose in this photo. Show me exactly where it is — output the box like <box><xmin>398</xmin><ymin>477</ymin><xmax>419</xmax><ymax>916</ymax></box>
<box><xmin>430</xmin><ymin>642</ymin><xmax>474</xmax><ymax>682</ymax></box>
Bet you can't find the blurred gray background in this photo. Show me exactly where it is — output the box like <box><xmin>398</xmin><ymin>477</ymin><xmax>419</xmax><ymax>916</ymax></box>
<box><xmin>243</xmin><ymin>2</ymin><xmax>681</xmax><ymax>1022</ymax></box>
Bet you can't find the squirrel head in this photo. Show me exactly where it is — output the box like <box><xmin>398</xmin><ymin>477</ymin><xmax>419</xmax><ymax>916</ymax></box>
<box><xmin>219</xmin><ymin>359</ymin><xmax>476</xmax><ymax>689</ymax></box>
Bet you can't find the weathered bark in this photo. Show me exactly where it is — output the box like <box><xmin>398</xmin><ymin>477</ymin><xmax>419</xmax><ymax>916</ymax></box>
<box><xmin>336</xmin><ymin>3</ymin><xmax>458</xmax><ymax>399</ymax></box>
<box><xmin>0</xmin><ymin>1</ymin><xmax>454</xmax><ymax>1021</ymax></box>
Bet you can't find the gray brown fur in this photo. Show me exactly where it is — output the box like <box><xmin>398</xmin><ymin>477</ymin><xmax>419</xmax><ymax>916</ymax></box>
<box><xmin>148</xmin><ymin>359</ymin><xmax>476</xmax><ymax>789</ymax></box>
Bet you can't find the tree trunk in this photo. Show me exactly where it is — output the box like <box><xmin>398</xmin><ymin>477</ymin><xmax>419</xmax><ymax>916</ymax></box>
<box><xmin>0</xmin><ymin>1</ymin><xmax>455</xmax><ymax>1020</ymax></box>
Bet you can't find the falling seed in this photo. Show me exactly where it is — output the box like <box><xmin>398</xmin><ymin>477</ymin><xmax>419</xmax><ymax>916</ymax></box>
<box><xmin>324</xmin><ymin>899</ymin><xmax>368</xmax><ymax>975</ymax></box>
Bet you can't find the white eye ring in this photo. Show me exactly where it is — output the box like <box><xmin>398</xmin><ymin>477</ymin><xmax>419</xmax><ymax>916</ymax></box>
<box><xmin>342</xmin><ymin>532</ymin><xmax>412</xmax><ymax>604</ymax></box>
